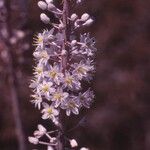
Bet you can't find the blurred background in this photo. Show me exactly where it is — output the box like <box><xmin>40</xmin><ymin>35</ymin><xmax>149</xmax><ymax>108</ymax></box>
<box><xmin>0</xmin><ymin>0</ymin><xmax>150</xmax><ymax>150</ymax></box>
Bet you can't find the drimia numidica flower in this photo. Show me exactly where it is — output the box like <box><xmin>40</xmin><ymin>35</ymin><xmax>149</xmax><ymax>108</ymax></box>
<box><xmin>29</xmin><ymin>0</ymin><xmax>96</xmax><ymax>149</ymax></box>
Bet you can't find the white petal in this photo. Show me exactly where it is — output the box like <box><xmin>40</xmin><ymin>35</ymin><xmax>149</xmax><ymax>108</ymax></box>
<box><xmin>66</xmin><ymin>109</ymin><xmax>71</xmax><ymax>116</ymax></box>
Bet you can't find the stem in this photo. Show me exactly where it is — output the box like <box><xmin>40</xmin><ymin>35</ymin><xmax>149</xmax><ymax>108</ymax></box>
<box><xmin>56</xmin><ymin>1</ymin><xmax>71</xmax><ymax>150</ymax></box>
<box><xmin>4</xmin><ymin>1</ymin><xmax>26</xmax><ymax>150</ymax></box>
<box><xmin>61</xmin><ymin>0</ymin><xmax>70</xmax><ymax>72</ymax></box>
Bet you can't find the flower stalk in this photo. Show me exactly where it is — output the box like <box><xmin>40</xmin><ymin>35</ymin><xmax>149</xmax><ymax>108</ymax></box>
<box><xmin>29</xmin><ymin>0</ymin><xmax>96</xmax><ymax>149</ymax></box>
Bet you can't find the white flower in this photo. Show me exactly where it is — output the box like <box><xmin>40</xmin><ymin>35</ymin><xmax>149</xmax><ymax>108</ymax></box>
<box><xmin>31</xmin><ymin>94</ymin><xmax>42</xmax><ymax>110</ymax></box>
<box><xmin>33</xmin><ymin>63</ymin><xmax>45</xmax><ymax>81</ymax></box>
<box><xmin>63</xmin><ymin>71</ymin><xmax>81</xmax><ymax>90</ymax></box>
<box><xmin>61</xmin><ymin>97</ymin><xmax>80</xmax><ymax>116</ymax></box>
<box><xmin>33</xmin><ymin>50</ymin><xmax>49</xmax><ymax>65</ymax></box>
<box><xmin>28</xmin><ymin>137</ymin><xmax>39</xmax><ymax>145</ymax></box>
<box><xmin>78</xmin><ymin>33</ymin><xmax>97</xmax><ymax>56</ymax></box>
<box><xmin>70</xmin><ymin>139</ymin><xmax>78</xmax><ymax>148</ymax></box>
<box><xmin>45</xmin><ymin>64</ymin><xmax>63</xmax><ymax>85</ymax></box>
<box><xmin>51</xmin><ymin>88</ymin><xmax>69</xmax><ymax>108</ymax></box>
<box><xmin>39</xmin><ymin>81</ymin><xmax>55</xmax><ymax>98</ymax></box>
<box><xmin>77</xmin><ymin>89</ymin><xmax>94</xmax><ymax>108</ymax></box>
<box><xmin>72</xmin><ymin>61</ymin><xmax>94</xmax><ymax>80</ymax></box>
<box><xmin>40</xmin><ymin>13</ymin><xmax>50</xmax><ymax>24</ymax></box>
<box><xmin>41</xmin><ymin>103</ymin><xmax>59</xmax><ymax>122</ymax></box>
<box><xmin>33</xmin><ymin>31</ymin><xmax>46</xmax><ymax>48</ymax></box>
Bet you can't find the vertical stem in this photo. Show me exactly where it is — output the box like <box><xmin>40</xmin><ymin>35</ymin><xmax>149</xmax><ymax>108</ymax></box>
<box><xmin>57</xmin><ymin>0</ymin><xmax>70</xmax><ymax>150</ymax></box>
<box><xmin>4</xmin><ymin>1</ymin><xmax>26</xmax><ymax>150</ymax></box>
<box><xmin>61</xmin><ymin>0</ymin><xmax>70</xmax><ymax>71</ymax></box>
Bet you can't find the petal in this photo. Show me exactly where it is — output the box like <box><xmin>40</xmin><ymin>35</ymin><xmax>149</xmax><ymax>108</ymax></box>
<box><xmin>66</xmin><ymin>109</ymin><xmax>71</xmax><ymax>116</ymax></box>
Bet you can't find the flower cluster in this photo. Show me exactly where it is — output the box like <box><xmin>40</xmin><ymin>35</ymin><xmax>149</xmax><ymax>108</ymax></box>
<box><xmin>29</xmin><ymin>0</ymin><xmax>96</xmax><ymax>149</ymax></box>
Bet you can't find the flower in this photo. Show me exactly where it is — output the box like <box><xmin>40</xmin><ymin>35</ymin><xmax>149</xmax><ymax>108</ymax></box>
<box><xmin>80</xmin><ymin>33</ymin><xmax>97</xmax><ymax>56</ymax></box>
<box><xmin>33</xmin><ymin>50</ymin><xmax>49</xmax><ymax>65</ymax></box>
<box><xmin>51</xmin><ymin>88</ymin><xmax>69</xmax><ymax>108</ymax></box>
<box><xmin>33</xmin><ymin>30</ymin><xmax>54</xmax><ymax>48</ymax></box>
<box><xmin>31</xmin><ymin>94</ymin><xmax>42</xmax><ymax>110</ymax></box>
<box><xmin>45</xmin><ymin>64</ymin><xmax>63</xmax><ymax>85</ymax></box>
<box><xmin>39</xmin><ymin>81</ymin><xmax>55</xmax><ymax>98</ymax></box>
<box><xmin>62</xmin><ymin>71</ymin><xmax>81</xmax><ymax>90</ymax></box>
<box><xmin>71</xmin><ymin>61</ymin><xmax>94</xmax><ymax>80</ymax></box>
<box><xmin>41</xmin><ymin>103</ymin><xmax>59</xmax><ymax>122</ymax></box>
<box><xmin>61</xmin><ymin>97</ymin><xmax>80</xmax><ymax>116</ymax></box>
<box><xmin>77</xmin><ymin>89</ymin><xmax>94</xmax><ymax>108</ymax></box>
<box><xmin>33</xmin><ymin>63</ymin><xmax>45</xmax><ymax>81</ymax></box>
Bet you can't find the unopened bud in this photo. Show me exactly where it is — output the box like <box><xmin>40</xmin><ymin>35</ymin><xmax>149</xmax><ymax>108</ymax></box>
<box><xmin>47</xmin><ymin>146</ymin><xmax>54</xmax><ymax>150</ymax></box>
<box><xmin>28</xmin><ymin>137</ymin><xmax>39</xmax><ymax>145</ymax></box>
<box><xmin>81</xmin><ymin>13</ymin><xmax>90</xmax><ymax>22</ymax></box>
<box><xmin>71</xmin><ymin>40</ymin><xmax>77</xmax><ymax>46</ymax></box>
<box><xmin>61</xmin><ymin>50</ymin><xmax>67</xmax><ymax>55</ymax></box>
<box><xmin>70</xmin><ymin>139</ymin><xmax>78</xmax><ymax>148</ymax></box>
<box><xmin>80</xmin><ymin>148</ymin><xmax>89</xmax><ymax>150</ymax></box>
<box><xmin>82</xmin><ymin>18</ymin><xmax>94</xmax><ymax>26</ymax></box>
<box><xmin>48</xmin><ymin>3</ymin><xmax>57</xmax><ymax>11</ymax></box>
<box><xmin>40</xmin><ymin>13</ymin><xmax>50</xmax><ymax>24</ymax></box>
<box><xmin>77</xmin><ymin>0</ymin><xmax>82</xmax><ymax>3</ymax></box>
<box><xmin>71</xmin><ymin>13</ymin><xmax>78</xmax><ymax>21</ymax></box>
<box><xmin>38</xmin><ymin>1</ymin><xmax>47</xmax><ymax>10</ymax></box>
<box><xmin>58</xmin><ymin>23</ymin><xmax>65</xmax><ymax>30</ymax></box>
<box><xmin>45</xmin><ymin>0</ymin><xmax>53</xmax><ymax>4</ymax></box>
<box><xmin>38</xmin><ymin>124</ymin><xmax>47</xmax><ymax>133</ymax></box>
<box><xmin>50</xmin><ymin>137</ymin><xmax>57</xmax><ymax>143</ymax></box>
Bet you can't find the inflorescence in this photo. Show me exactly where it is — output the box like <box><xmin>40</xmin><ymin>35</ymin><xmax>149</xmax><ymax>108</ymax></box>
<box><xmin>29</xmin><ymin>0</ymin><xmax>96</xmax><ymax>149</ymax></box>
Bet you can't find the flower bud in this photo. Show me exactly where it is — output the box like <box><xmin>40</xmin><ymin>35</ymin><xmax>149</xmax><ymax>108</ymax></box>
<box><xmin>58</xmin><ymin>23</ymin><xmax>65</xmax><ymax>30</ymax></box>
<box><xmin>47</xmin><ymin>146</ymin><xmax>54</xmax><ymax>150</ymax></box>
<box><xmin>71</xmin><ymin>13</ymin><xmax>78</xmax><ymax>21</ymax></box>
<box><xmin>61</xmin><ymin>50</ymin><xmax>67</xmax><ymax>55</ymax></box>
<box><xmin>40</xmin><ymin>13</ymin><xmax>50</xmax><ymax>24</ymax></box>
<box><xmin>70</xmin><ymin>139</ymin><xmax>78</xmax><ymax>148</ymax></box>
<box><xmin>48</xmin><ymin>3</ymin><xmax>57</xmax><ymax>11</ymax></box>
<box><xmin>28</xmin><ymin>137</ymin><xmax>39</xmax><ymax>145</ymax></box>
<box><xmin>77</xmin><ymin>0</ymin><xmax>82</xmax><ymax>3</ymax></box>
<box><xmin>38</xmin><ymin>1</ymin><xmax>47</xmax><ymax>10</ymax></box>
<box><xmin>71</xmin><ymin>40</ymin><xmax>77</xmax><ymax>47</ymax></box>
<box><xmin>50</xmin><ymin>137</ymin><xmax>57</xmax><ymax>143</ymax></box>
<box><xmin>80</xmin><ymin>148</ymin><xmax>89</xmax><ymax>150</ymax></box>
<box><xmin>38</xmin><ymin>124</ymin><xmax>47</xmax><ymax>133</ymax></box>
<box><xmin>0</xmin><ymin>1</ymin><xmax>4</xmax><ymax>8</ymax></box>
<box><xmin>34</xmin><ymin>130</ymin><xmax>43</xmax><ymax>138</ymax></box>
<box><xmin>82</xmin><ymin>18</ymin><xmax>94</xmax><ymax>26</ymax></box>
<box><xmin>45</xmin><ymin>0</ymin><xmax>53</xmax><ymax>4</ymax></box>
<box><xmin>81</xmin><ymin>13</ymin><xmax>90</xmax><ymax>22</ymax></box>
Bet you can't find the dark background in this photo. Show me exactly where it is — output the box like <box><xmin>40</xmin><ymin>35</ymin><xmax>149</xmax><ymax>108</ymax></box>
<box><xmin>0</xmin><ymin>0</ymin><xmax>150</xmax><ymax>150</ymax></box>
